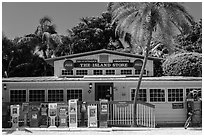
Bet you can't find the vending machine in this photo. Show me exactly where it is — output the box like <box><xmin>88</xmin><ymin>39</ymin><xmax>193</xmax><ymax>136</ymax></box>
<box><xmin>68</xmin><ymin>99</ymin><xmax>78</xmax><ymax>128</ymax></box>
<box><xmin>22</xmin><ymin>103</ymin><xmax>29</xmax><ymax>127</ymax></box>
<box><xmin>88</xmin><ymin>104</ymin><xmax>98</xmax><ymax>128</ymax></box>
<box><xmin>57</xmin><ymin>102</ymin><xmax>68</xmax><ymax>127</ymax></box>
<box><xmin>10</xmin><ymin>105</ymin><xmax>20</xmax><ymax>128</ymax></box>
<box><xmin>29</xmin><ymin>103</ymin><xmax>40</xmax><ymax>127</ymax></box>
<box><xmin>48</xmin><ymin>103</ymin><xmax>57</xmax><ymax>128</ymax></box>
<box><xmin>99</xmin><ymin>99</ymin><xmax>108</xmax><ymax>128</ymax></box>
<box><xmin>40</xmin><ymin>103</ymin><xmax>48</xmax><ymax>128</ymax></box>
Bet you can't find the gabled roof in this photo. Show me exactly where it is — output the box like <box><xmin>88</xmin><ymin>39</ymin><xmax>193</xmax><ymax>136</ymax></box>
<box><xmin>45</xmin><ymin>49</ymin><xmax>162</xmax><ymax>66</ymax></box>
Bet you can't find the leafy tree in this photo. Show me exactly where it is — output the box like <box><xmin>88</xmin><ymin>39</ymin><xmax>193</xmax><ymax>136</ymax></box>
<box><xmin>108</xmin><ymin>2</ymin><xmax>194</xmax><ymax>126</ymax></box>
<box><xmin>175</xmin><ymin>19</ymin><xmax>202</xmax><ymax>53</ymax></box>
<box><xmin>2</xmin><ymin>34</ymin><xmax>53</xmax><ymax>77</ymax></box>
<box><xmin>70</xmin><ymin>11</ymin><xmax>122</xmax><ymax>54</ymax></box>
<box><xmin>2</xmin><ymin>34</ymin><xmax>15</xmax><ymax>77</ymax></box>
<box><xmin>162</xmin><ymin>52</ymin><xmax>202</xmax><ymax>77</ymax></box>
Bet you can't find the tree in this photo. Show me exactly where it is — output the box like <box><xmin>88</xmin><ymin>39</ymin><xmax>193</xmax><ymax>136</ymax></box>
<box><xmin>70</xmin><ymin>11</ymin><xmax>123</xmax><ymax>54</ymax></box>
<box><xmin>162</xmin><ymin>52</ymin><xmax>202</xmax><ymax>77</ymax></box>
<box><xmin>18</xmin><ymin>16</ymin><xmax>62</xmax><ymax>58</ymax></box>
<box><xmin>2</xmin><ymin>34</ymin><xmax>53</xmax><ymax>78</ymax></box>
<box><xmin>2</xmin><ymin>34</ymin><xmax>15</xmax><ymax>77</ymax></box>
<box><xmin>108</xmin><ymin>2</ymin><xmax>194</xmax><ymax>126</ymax></box>
<box><xmin>175</xmin><ymin>19</ymin><xmax>202</xmax><ymax>53</ymax></box>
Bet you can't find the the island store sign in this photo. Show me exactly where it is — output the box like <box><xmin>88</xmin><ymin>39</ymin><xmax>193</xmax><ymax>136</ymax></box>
<box><xmin>64</xmin><ymin>59</ymin><xmax>143</xmax><ymax>70</ymax></box>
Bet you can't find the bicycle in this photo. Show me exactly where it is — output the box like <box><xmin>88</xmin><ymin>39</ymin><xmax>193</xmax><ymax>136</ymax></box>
<box><xmin>184</xmin><ymin>109</ymin><xmax>202</xmax><ymax>129</ymax></box>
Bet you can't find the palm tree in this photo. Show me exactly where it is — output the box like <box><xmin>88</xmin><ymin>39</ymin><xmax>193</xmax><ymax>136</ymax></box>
<box><xmin>108</xmin><ymin>2</ymin><xmax>194</xmax><ymax>126</ymax></box>
<box><xmin>18</xmin><ymin>16</ymin><xmax>62</xmax><ymax>58</ymax></box>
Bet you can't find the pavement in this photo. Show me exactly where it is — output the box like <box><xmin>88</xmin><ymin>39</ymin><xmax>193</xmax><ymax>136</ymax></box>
<box><xmin>2</xmin><ymin>127</ymin><xmax>202</xmax><ymax>135</ymax></box>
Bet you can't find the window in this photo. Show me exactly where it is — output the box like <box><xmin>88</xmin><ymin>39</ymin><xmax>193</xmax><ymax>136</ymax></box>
<box><xmin>186</xmin><ymin>88</ymin><xmax>202</xmax><ymax>99</ymax></box>
<box><xmin>186</xmin><ymin>88</ymin><xmax>201</xmax><ymax>96</ymax></box>
<box><xmin>131</xmin><ymin>89</ymin><xmax>147</xmax><ymax>102</ymax></box>
<box><xmin>93</xmin><ymin>70</ymin><xmax>103</xmax><ymax>75</ymax></box>
<box><xmin>168</xmin><ymin>88</ymin><xmax>183</xmax><ymax>102</ymax></box>
<box><xmin>99</xmin><ymin>55</ymin><xmax>109</xmax><ymax>62</ymax></box>
<box><xmin>106</xmin><ymin>70</ymin><xmax>115</xmax><ymax>75</ymax></box>
<box><xmin>29</xmin><ymin>90</ymin><xmax>45</xmax><ymax>102</ymax></box>
<box><xmin>150</xmin><ymin>89</ymin><xmax>165</xmax><ymax>102</ymax></box>
<box><xmin>135</xmin><ymin>69</ymin><xmax>146</xmax><ymax>75</ymax></box>
<box><xmin>10</xmin><ymin>90</ymin><xmax>26</xmax><ymax>103</ymax></box>
<box><xmin>67</xmin><ymin>89</ymin><xmax>82</xmax><ymax>101</ymax></box>
<box><xmin>121</xmin><ymin>70</ymin><xmax>132</xmax><ymax>75</ymax></box>
<box><xmin>48</xmin><ymin>89</ymin><xmax>64</xmax><ymax>102</ymax></box>
<box><xmin>76</xmin><ymin>70</ymin><xmax>88</xmax><ymax>75</ymax></box>
<box><xmin>62</xmin><ymin>70</ymin><xmax>73</xmax><ymax>75</ymax></box>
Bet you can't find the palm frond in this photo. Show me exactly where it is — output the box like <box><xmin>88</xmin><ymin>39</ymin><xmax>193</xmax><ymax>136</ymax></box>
<box><xmin>39</xmin><ymin>16</ymin><xmax>52</xmax><ymax>26</ymax></box>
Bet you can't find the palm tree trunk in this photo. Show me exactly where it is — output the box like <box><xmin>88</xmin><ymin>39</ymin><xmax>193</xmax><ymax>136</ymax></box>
<box><xmin>132</xmin><ymin>49</ymin><xmax>149</xmax><ymax>126</ymax></box>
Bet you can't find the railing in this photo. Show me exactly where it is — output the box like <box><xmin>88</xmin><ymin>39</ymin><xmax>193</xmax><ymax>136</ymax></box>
<box><xmin>108</xmin><ymin>101</ymin><xmax>155</xmax><ymax>128</ymax></box>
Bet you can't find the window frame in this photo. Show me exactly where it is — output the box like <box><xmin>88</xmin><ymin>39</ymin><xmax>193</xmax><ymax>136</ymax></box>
<box><xmin>76</xmin><ymin>69</ymin><xmax>88</xmax><ymax>75</ymax></box>
<box><xmin>167</xmin><ymin>88</ymin><xmax>184</xmax><ymax>102</ymax></box>
<box><xmin>67</xmin><ymin>88</ymin><xmax>83</xmax><ymax>101</ymax></box>
<box><xmin>9</xmin><ymin>89</ymin><xmax>27</xmax><ymax>103</ymax></box>
<box><xmin>130</xmin><ymin>88</ymin><xmax>147</xmax><ymax>102</ymax></box>
<box><xmin>47</xmin><ymin>88</ymin><xmax>64</xmax><ymax>102</ymax></box>
<box><xmin>93</xmin><ymin>70</ymin><xmax>103</xmax><ymax>75</ymax></box>
<box><xmin>61</xmin><ymin>69</ymin><xmax>73</xmax><ymax>76</ymax></box>
<box><xmin>149</xmin><ymin>88</ymin><xmax>166</xmax><ymax>103</ymax></box>
<box><xmin>105</xmin><ymin>70</ymin><xmax>116</xmax><ymax>75</ymax></box>
<box><xmin>121</xmin><ymin>69</ymin><xmax>132</xmax><ymax>75</ymax></box>
<box><xmin>135</xmin><ymin>69</ymin><xmax>147</xmax><ymax>75</ymax></box>
<box><xmin>28</xmin><ymin>89</ymin><xmax>46</xmax><ymax>102</ymax></box>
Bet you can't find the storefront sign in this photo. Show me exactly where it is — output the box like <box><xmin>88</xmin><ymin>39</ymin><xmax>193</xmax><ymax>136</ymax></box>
<box><xmin>65</xmin><ymin>59</ymin><xmax>144</xmax><ymax>68</ymax></box>
<box><xmin>64</xmin><ymin>60</ymin><xmax>74</xmax><ymax>70</ymax></box>
<box><xmin>172</xmin><ymin>103</ymin><xmax>184</xmax><ymax>109</ymax></box>
<box><xmin>113</xmin><ymin>59</ymin><xmax>130</xmax><ymax>63</ymax></box>
<box><xmin>74</xmin><ymin>62</ymin><xmax>132</xmax><ymax>68</ymax></box>
<box><xmin>116</xmin><ymin>102</ymin><xmax>129</xmax><ymax>107</ymax></box>
<box><xmin>133</xmin><ymin>59</ymin><xmax>143</xmax><ymax>70</ymax></box>
<box><xmin>76</xmin><ymin>59</ymin><xmax>97</xmax><ymax>63</ymax></box>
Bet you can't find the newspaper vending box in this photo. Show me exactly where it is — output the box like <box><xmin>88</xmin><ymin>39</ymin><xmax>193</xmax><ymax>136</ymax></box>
<box><xmin>48</xmin><ymin>103</ymin><xmax>57</xmax><ymax>128</ymax></box>
<box><xmin>88</xmin><ymin>104</ymin><xmax>98</xmax><ymax>128</ymax></box>
<box><xmin>99</xmin><ymin>99</ymin><xmax>108</xmax><ymax>128</ymax></box>
<box><xmin>68</xmin><ymin>99</ymin><xmax>78</xmax><ymax>128</ymax></box>
<box><xmin>22</xmin><ymin>103</ymin><xmax>29</xmax><ymax>127</ymax></box>
<box><xmin>40</xmin><ymin>103</ymin><xmax>48</xmax><ymax>128</ymax></box>
<box><xmin>29</xmin><ymin>103</ymin><xmax>40</xmax><ymax>127</ymax></box>
<box><xmin>10</xmin><ymin>105</ymin><xmax>20</xmax><ymax>128</ymax></box>
<box><xmin>57</xmin><ymin>102</ymin><xmax>68</xmax><ymax>127</ymax></box>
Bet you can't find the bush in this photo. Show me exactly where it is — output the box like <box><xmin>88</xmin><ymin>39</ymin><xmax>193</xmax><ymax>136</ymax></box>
<box><xmin>162</xmin><ymin>52</ymin><xmax>202</xmax><ymax>77</ymax></box>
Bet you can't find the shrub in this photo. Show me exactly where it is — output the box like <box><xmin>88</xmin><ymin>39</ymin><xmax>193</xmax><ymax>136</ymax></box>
<box><xmin>162</xmin><ymin>52</ymin><xmax>202</xmax><ymax>77</ymax></box>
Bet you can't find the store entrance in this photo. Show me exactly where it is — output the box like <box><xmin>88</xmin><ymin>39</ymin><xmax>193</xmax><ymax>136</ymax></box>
<box><xmin>95</xmin><ymin>83</ymin><xmax>113</xmax><ymax>101</ymax></box>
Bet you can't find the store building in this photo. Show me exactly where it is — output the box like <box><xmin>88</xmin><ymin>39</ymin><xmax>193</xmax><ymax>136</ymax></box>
<box><xmin>2</xmin><ymin>49</ymin><xmax>202</xmax><ymax>126</ymax></box>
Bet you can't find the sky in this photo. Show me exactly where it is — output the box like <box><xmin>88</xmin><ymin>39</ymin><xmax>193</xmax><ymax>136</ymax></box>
<box><xmin>2</xmin><ymin>1</ymin><xmax>202</xmax><ymax>39</ymax></box>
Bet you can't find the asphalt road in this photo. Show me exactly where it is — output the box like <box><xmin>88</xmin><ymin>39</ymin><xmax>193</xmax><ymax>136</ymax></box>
<box><xmin>2</xmin><ymin>127</ymin><xmax>202</xmax><ymax>135</ymax></box>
